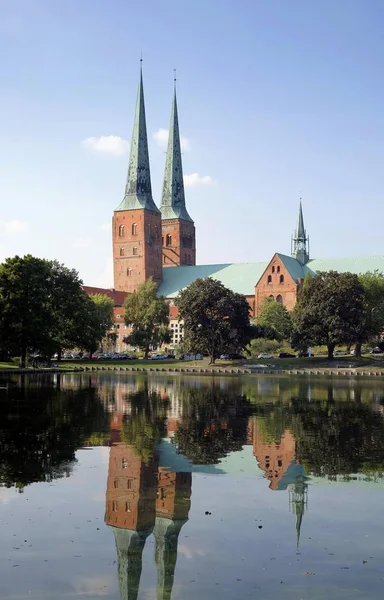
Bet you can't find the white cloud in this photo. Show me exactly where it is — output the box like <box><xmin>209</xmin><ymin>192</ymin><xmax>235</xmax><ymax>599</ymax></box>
<box><xmin>82</xmin><ymin>135</ymin><xmax>129</xmax><ymax>156</ymax></box>
<box><xmin>183</xmin><ymin>173</ymin><xmax>214</xmax><ymax>188</ymax></box>
<box><xmin>153</xmin><ymin>128</ymin><xmax>191</xmax><ymax>152</ymax></box>
<box><xmin>98</xmin><ymin>222</ymin><xmax>111</xmax><ymax>232</ymax></box>
<box><xmin>0</xmin><ymin>220</ymin><xmax>29</xmax><ymax>235</ymax></box>
<box><xmin>71</xmin><ymin>236</ymin><xmax>94</xmax><ymax>249</ymax></box>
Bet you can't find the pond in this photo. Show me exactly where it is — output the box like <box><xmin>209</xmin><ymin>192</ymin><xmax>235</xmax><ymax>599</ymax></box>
<box><xmin>1</xmin><ymin>373</ymin><xmax>384</xmax><ymax>599</ymax></box>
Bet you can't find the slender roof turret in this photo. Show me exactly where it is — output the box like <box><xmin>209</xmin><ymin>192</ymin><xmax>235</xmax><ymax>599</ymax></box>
<box><xmin>291</xmin><ymin>200</ymin><xmax>309</xmax><ymax>265</ymax></box>
<box><xmin>116</xmin><ymin>63</ymin><xmax>159</xmax><ymax>213</ymax></box>
<box><xmin>160</xmin><ymin>77</ymin><xmax>193</xmax><ymax>222</ymax></box>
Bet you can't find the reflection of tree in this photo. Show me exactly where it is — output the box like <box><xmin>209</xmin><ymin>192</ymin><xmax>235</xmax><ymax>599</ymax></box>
<box><xmin>291</xmin><ymin>399</ymin><xmax>384</xmax><ymax>479</ymax></box>
<box><xmin>254</xmin><ymin>393</ymin><xmax>384</xmax><ymax>479</ymax></box>
<box><xmin>121</xmin><ymin>388</ymin><xmax>168</xmax><ymax>464</ymax></box>
<box><xmin>174</xmin><ymin>387</ymin><xmax>251</xmax><ymax>464</ymax></box>
<box><xmin>0</xmin><ymin>376</ymin><xmax>109</xmax><ymax>489</ymax></box>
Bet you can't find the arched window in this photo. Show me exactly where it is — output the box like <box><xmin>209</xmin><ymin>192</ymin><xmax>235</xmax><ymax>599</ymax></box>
<box><xmin>272</xmin><ymin>266</ymin><xmax>275</xmax><ymax>273</ymax></box>
<box><xmin>127</xmin><ymin>268</ymin><xmax>132</xmax><ymax>277</ymax></box>
<box><xmin>132</xmin><ymin>223</ymin><xmax>137</xmax><ymax>236</ymax></box>
<box><xmin>267</xmin><ymin>275</ymin><xmax>272</xmax><ymax>284</ymax></box>
<box><xmin>166</xmin><ymin>234</ymin><xmax>172</xmax><ymax>247</ymax></box>
<box><xmin>268</xmin><ymin>294</ymin><xmax>274</xmax><ymax>300</ymax></box>
<box><xmin>280</xmin><ymin>274</ymin><xmax>284</xmax><ymax>284</ymax></box>
<box><xmin>119</xmin><ymin>247</ymin><xmax>125</xmax><ymax>257</ymax></box>
<box><xmin>277</xmin><ymin>266</ymin><xmax>280</xmax><ymax>273</ymax></box>
<box><xmin>132</xmin><ymin>247</ymin><xmax>138</xmax><ymax>256</ymax></box>
<box><xmin>162</xmin><ymin>236</ymin><xmax>164</xmax><ymax>246</ymax></box>
<box><xmin>119</xmin><ymin>225</ymin><xmax>125</xmax><ymax>237</ymax></box>
<box><xmin>276</xmin><ymin>294</ymin><xmax>283</xmax><ymax>303</ymax></box>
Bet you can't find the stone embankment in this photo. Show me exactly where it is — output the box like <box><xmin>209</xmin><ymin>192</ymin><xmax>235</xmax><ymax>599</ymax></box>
<box><xmin>1</xmin><ymin>365</ymin><xmax>384</xmax><ymax>377</ymax></box>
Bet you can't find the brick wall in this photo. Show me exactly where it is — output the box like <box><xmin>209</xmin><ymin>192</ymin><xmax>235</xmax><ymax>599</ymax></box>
<box><xmin>161</xmin><ymin>219</ymin><xmax>196</xmax><ymax>267</ymax></box>
<box><xmin>255</xmin><ymin>254</ymin><xmax>298</xmax><ymax>317</ymax></box>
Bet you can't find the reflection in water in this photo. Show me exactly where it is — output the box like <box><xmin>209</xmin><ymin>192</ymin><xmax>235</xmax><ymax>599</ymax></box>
<box><xmin>2</xmin><ymin>373</ymin><xmax>384</xmax><ymax>599</ymax></box>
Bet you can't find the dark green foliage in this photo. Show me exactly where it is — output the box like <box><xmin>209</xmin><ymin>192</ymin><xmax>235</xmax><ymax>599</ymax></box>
<box><xmin>292</xmin><ymin>271</ymin><xmax>365</xmax><ymax>359</ymax></box>
<box><xmin>175</xmin><ymin>278</ymin><xmax>251</xmax><ymax>364</ymax></box>
<box><xmin>0</xmin><ymin>255</ymin><xmax>114</xmax><ymax>365</ymax></box>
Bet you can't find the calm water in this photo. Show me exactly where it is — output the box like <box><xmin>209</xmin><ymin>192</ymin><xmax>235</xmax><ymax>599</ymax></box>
<box><xmin>1</xmin><ymin>374</ymin><xmax>384</xmax><ymax>600</ymax></box>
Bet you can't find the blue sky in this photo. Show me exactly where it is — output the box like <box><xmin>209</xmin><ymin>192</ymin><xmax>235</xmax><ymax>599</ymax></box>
<box><xmin>1</xmin><ymin>0</ymin><xmax>384</xmax><ymax>286</ymax></box>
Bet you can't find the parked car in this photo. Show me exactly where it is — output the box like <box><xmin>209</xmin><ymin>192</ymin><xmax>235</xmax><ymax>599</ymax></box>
<box><xmin>220</xmin><ymin>354</ymin><xmax>229</xmax><ymax>360</ymax></box>
<box><xmin>150</xmin><ymin>353</ymin><xmax>168</xmax><ymax>360</ymax></box>
<box><xmin>228</xmin><ymin>353</ymin><xmax>246</xmax><ymax>360</ymax></box>
<box><xmin>371</xmin><ymin>347</ymin><xmax>384</xmax><ymax>354</ymax></box>
<box><xmin>278</xmin><ymin>352</ymin><xmax>296</xmax><ymax>358</ymax></box>
<box><xmin>258</xmin><ymin>353</ymin><xmax>273</xmax><ymax>359</ymax></box>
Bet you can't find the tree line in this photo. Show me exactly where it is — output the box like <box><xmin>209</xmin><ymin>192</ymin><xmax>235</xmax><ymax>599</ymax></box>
<box><xmin>0</xmin><ymin>255</ymin><xmax>114</xmax><ymax>367</ymax></box>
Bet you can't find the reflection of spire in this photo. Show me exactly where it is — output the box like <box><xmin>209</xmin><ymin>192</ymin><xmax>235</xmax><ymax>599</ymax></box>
<box><xmin>154</xmin><ymin>470</ymin><xmax>192</xmax><ymax>599</ymax></box>
<box><xmin>288</xmin><ymin>476</ymin><xmax>308</xmax><ymax>551</ymax></box>
<box><xmin>110</xmin><ymin>526</ymin><xmax>152</xmax><ymax>600</ymax></box>
<box><xmin>154</xmin><ymin>517</ymin><xmax>187</xmax><ymax>600</ymax></box>
<box><xmin>105</xmin><ymin>443</ymin><xmax>158</xmax><ymax>599</ymax></box>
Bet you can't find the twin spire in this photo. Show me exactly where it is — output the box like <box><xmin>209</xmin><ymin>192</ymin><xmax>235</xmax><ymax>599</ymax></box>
<box><xmin>291</xmin><ymin>200</ymin><xmax>310</xmax><ymax>265</ymax></box>
<box><xmin>116</xmin><ymin>65</ymin><xmax>192</xmax><ymax>222</ymax></box>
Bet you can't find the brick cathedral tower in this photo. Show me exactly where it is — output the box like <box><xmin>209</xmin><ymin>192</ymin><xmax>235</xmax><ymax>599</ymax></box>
<box><xmin>113</xmin><ymin>65</ymin><xmax>162</xmax><ymax>292</ymax></box>
<box><xmin>161</xmin><ymin>81</ymin><xmax>196</xmax><ymax>267</ymax></box>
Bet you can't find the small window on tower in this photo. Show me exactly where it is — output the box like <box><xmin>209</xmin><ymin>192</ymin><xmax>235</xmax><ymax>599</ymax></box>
<box><xmin>267</xmin><ymin>275</ymin><xmax>272</xmax><ymax>284</ymax></box>
<box><xmin>119</xmin><ymin>225</ymin><xmax>125</xmax><ymax>237</ymax></box>
<box><xmin>277</xmin><ymin>266</ymin><xmax>280</xmax><ymax>273</ymax></box>
<box><xmin>120</xmin><ymin>248</ymin><xmax>125</xmax><ymax>257</ymax></box>
<box><xmin>127</xmin><ymin>268</ymin><xmax>132</xmax><ymax>277</ymax></box>
<box><xmin>132</xmin><ymin>223</ymin><xmax>137</xmax><ymax>235</ymax></box>
<box><xmin>166</xmin><ymin>234</ymin><xmax>172</xmax><ymax>247</ymax></box>
<box><xmin>133</xmin><ymin>247</ymin><xmax>138</xmax><ymax>256</ymax></box>
<box><xmin>280</xmin><ymin>274</ymin><xmax>284</xmax><ymax>284</ymax></box>
<box><xmin>272</xmin><ymin>266</ymin><xmax>275</xmax><ymax>273</ymax></box>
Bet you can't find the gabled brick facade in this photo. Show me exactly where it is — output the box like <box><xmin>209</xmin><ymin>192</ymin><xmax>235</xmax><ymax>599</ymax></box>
<box><xmin>254</xmin><ymin>253</ymin><xmax>302</xmax><ymax>317</ymax></box>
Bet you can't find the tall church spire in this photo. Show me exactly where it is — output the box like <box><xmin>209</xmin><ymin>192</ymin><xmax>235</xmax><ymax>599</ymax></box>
<box><xmin>160</xmin><ymin>81</ymin><xmax>193</xmax><ymax>222</ymax></box>
<box><xmin>116</xmin><ymin>64</ymin><xmax>159</xmax><ymax>213</ymax></box>
<box><xmin>291</xmin><ymin>200</ymin><xmax>309</xmax><ymax>265</ymax></box>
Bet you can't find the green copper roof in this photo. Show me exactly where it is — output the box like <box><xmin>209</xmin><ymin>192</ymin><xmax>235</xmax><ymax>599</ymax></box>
<box><xmin>305</xmin><ymin>256</ymin><xmax>384</xmax><ymax>276</ymax></box>
<box><xmin>160</xmin><ymin>86</ymin><xmax>193</xmax><ymax>222</ymax></box>
<box><xmin>277</xmin><ymin>253</ymin><xmax>306</xmax><ymax>282</ymax></box>
<box><xmin>158</xmin><ymin>261</ymin><xmax>267</xmax><ymax>298</ymax></box>
<box><xmin>157</xmin><ymin>254</ymin><xmax>384</xmax><ymax>299</ymax></box>
<box><xmin>115</xmin><ymin>67</ymin><xmax>160</xmax><ymax>214</ymax></box>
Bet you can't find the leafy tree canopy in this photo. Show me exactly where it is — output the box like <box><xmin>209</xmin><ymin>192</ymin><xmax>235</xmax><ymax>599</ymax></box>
<box><xmin>355</xmin><ymin>271</ymin><xmax>384</xmax><ymax>356</ymax></box>
<box><xmin>123</xmin><ymin>278</ymin><xmax>170</xmax><ymax>358</ymax></box>
<box><xmin>257</xmin><ymin>297</ymin><xmax>293</xmax><ymax>341</ymax></box>
<box><xmin>292</xmin><ymin>271</ymin><xmax>365</xmax><ymax>359</ymax></box>
<box><xmin>175</xmin><ymin>278</ymin><xmax>251</xmax><ymax>364</ymax></box>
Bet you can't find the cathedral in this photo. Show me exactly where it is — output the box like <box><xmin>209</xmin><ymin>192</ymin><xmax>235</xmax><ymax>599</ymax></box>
<box><xmin>84</xmin><ymin>66</ymin><xmax>384</xmax><ymax>350</ymax></box>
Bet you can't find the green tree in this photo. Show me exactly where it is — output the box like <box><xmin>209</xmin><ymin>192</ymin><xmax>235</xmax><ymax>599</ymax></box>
<box><xmin>292</xmin><ymin>271</ymin><xmax>365</xmax><ymax>360</ymax></box>
<box><xmin>176</xmin><ymin>278</ymin><xmax>251</xmax><ymax>364</ymax></box>
<box><xmin>258</xmin><ymin>297</ymin><xmax>293</xmax><ymax>341</ymax></box>
<box><xmin>0</xmin><ymin>255</ymin><xmax>54</xmax><ymax>367</ymax></box>
<box><xmin>355</xmin><ymin>271</ymin><xmax>384</xmax><ymax>357</ymax></box>
<box><xmin>123</xmin><ymin>278</ymin><xmax>170</xmax><ymax>358</ymax></box>
<box><xmin>82</xmin><ymin>294</ymin><xmax>115</xmax><ymax>357</ymax></box>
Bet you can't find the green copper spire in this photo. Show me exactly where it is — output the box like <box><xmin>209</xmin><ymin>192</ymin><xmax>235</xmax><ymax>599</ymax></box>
<box><xmin>116</xmin><ymin>65</ymin><xmax>160</xmax><ymax>213</ymax></box>
<box><xmin>288</xmin><ymin>477</ymin><xmax>308</xmax><ymax>552</ymax></box>
<box><xmin>160</xmin><ymin>81</ymin><xmax>193</xmax><ymax>222</ymax></box>
<box><xmin>291</xmin><ymin>200</ymin><xmax>309</xmax><ymax>265</ymax></box>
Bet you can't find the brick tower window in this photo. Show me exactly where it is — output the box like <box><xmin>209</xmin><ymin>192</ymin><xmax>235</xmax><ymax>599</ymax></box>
<box><xmin>279</xmin><ymin>274</ymin><xmax>284</xmax><ymax>283</ymax></box>
<box><xmin>166</xmin><ymin>234</ymin><xmax>172</xmax><ymax>247</ymax></box>
<box><xmin>267</xmin><ymin>275</ymin><xmax>272</xmax><ymax>284</ymax></box>
<box><xmin>132</xmin><ymin>223</ymin><xmax>137</xmax><ymax>235</ymax></box>
<box><xmin>277</xmin><ymin>266</ymin><xmax>280</xmax><ymax>273</ymax></box>
<box><xmin>120</xmin><ymin>248</ymin><xmax>125</xmax><ymax>257</ymax></box>
<box><xmin>276</xmin><ymin>294</ymin><xmax>283</xmax><ymax>303</ymax></box>
<box><xmin>127</xmin><ymin>267</ymin><xmax>132</xmax><ymax>277</ymax></box>
<box><xmin>119</xmin><ymin>225</ymin><xmax>125</xmax><ymax>237</ymax></box>
<box><xmin>272</xmin><ymin>266</ymin><xmax>275</xmax><ymax>273</ymax></box>
<box><xmin>132</xmin><ymin>247</ymin><xmax>138</xmax><ymax>256</ymax></box>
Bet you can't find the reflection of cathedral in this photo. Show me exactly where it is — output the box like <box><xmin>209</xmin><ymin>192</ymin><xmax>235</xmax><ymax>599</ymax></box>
<box><xmin>249</xmin><ymin>417</ymin><xmax>308</xmax><ymax>549</ymax></box>
<box><xmin>105</xmin><ymin>414</ymin><xmax>191</xmax><ymax>600</ymax></box>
